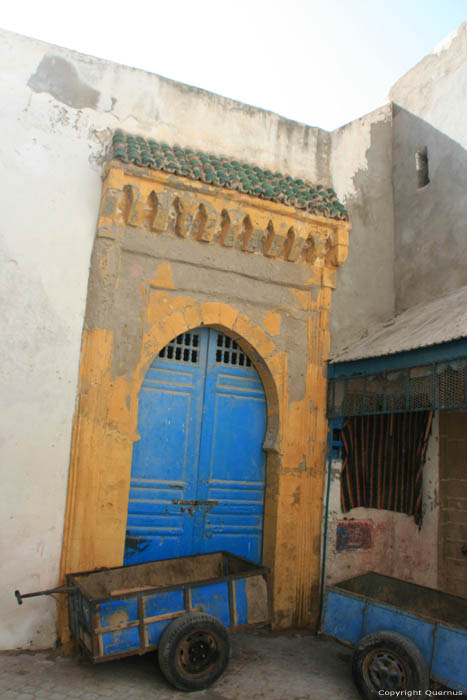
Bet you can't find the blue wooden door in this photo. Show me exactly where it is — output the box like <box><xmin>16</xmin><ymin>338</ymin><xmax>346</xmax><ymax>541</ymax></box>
<box><xmin>124</xmin><ymin>328</ymin><xmax>266</xmax><ymax>566</ymax></box>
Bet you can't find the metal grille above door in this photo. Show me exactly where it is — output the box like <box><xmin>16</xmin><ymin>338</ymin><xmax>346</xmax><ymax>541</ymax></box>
<box><xmin>124</xmin><ymin>328</ymin><xmax>267</xmax><ymax>566</ymax></box>
<box><xmin>158</xmin><ymin>332</ymin><xmax>200</xmax><ymax>364</ymax></box>
<box><xmin>215</xmin><ymin>333</ymin><xmax>252</xmax><ymax>367</ymax></box>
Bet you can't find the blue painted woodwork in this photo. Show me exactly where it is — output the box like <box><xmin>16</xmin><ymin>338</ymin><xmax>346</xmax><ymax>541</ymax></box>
<box><xmin>145</xmin><ymin>589</ymin><xmax>185</xmax><ymax>645</ymax></box>
<box><xmin>234</xmin><ymin>579</ymin><xmax>248</xmax><ymax>626</ymax></box>
<box><xmin>191</xmin><ymin>582</ymin><xmax>231</xmax><ymax>627</ymax></box>
<box><xmin>363</xmin><ymin>604</ymin><xmax>434</xmax><ymax>667</ymax></box>
<box><xmin>67</xmin><ymin>552</ymin><xmax>270</xmax><ymax>661</ymax></box>
<box><xmin>432</xmin><ymin>625</ymin><xmax>467</xmax><ymax>693</ymax></box>
<box><xmin>124</xmin><ymin>328</ymin><xmax>267</xmax><ymax>565</ymax></box>
<box><xmin>328</xmin><ymin>338</ymin><xmax>467</xmax><ymax>378</ymax></box>
<box><xmin>322</xmin><ymin>590</ymin><xmax>365</xmax><ymax>644</ymax></box>
<box><xmin>102</xmin><ymin>624</ymin><xmax>140</xmax><ymax>655</ymax></box>
<box><xmin>96</xmin><ymin>577</ymin><xmax>244</xmax><ymax>656</ymax></box>
<box><xmin>96</xmin><ymin>578</ymin><xmax>239</xmax><ymax>656</ymax></box>
<box><xmin>144</xmin><ymin>589</ymin><xmax>185</xmax><ymax>619</ymax></box>
<box><xmin>322</xmin><ymin>575</ymin><xmax>467</xmax><ymax>693</ymax></box>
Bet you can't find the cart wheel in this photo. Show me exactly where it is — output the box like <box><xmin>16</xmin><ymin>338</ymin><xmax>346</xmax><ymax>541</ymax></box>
<box><xmin>352</xmin><ymin>630</ymin><xmax>429</xmax><ymax>700</ymax></box>
<box><xmin>158</xmin><ymin>612</ymin><xmax>230</xmax><ymax>691</ymax></box>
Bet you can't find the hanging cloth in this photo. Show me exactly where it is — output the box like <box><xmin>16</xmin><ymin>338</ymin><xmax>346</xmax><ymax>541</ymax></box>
<box><xmin>341</xmin><ymin>411</ymin><xmax>433</xmax><ymax>525</ymax></box>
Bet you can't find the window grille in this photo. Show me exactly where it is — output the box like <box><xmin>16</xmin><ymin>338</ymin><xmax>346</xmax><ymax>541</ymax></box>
<box><xmin>215</xmin><ymin>333</ymin><xmax>252</xmax><ymax>367</ymax></box>
<box><xmin>436</xmin><ymin>360</ymin><xmax>467</xmax><ymax>407</ymax></box>
<box><xmin>158</xmin><ymin>332</ymin><xmax>200</xmax><ymax>364</ymax></box>
<box><xmin>385</xmin><ymin>370</ymin><xmax>407</xmax><ymax>412</ymax></box>
<box><xmin>328</xmin><ymin>356</ymin><xmax>467</xmax><ymax>417</ymax></box>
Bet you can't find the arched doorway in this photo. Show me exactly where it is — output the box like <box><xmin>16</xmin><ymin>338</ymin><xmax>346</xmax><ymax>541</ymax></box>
<box><xmin>124</xmin><ymin>327</ymin><xmax>267</xmax><ymax>566</ymax></box>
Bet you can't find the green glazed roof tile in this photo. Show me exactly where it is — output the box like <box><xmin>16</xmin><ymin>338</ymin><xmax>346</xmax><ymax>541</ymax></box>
<box><xmin>109</xmin><ymin>130</ymin><xmax>348</xmax><ymax>221</ymax></box>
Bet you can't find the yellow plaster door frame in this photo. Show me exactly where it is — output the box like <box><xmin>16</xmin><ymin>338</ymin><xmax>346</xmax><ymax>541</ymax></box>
<box><xmin>58</xmin><ymin>156</ymin><xmax>350</xmax><ymax>646</ymax></box>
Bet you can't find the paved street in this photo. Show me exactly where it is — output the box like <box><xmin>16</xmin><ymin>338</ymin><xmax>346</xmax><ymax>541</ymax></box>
<box><xmin>0</xmin><ymin>629</ymin><xmax>360</xmax><ymax>700</ymax></box>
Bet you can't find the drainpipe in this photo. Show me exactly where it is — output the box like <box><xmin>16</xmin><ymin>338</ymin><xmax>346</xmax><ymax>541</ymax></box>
<box><xmin>318</xmin><ymin>415</ymin><xmax>344</xmax><ymax>628</ymax></box>
<box><xmin>318</xmin><ymin>422</ymin><xmax>334</xmax><ymax>629</ymax></box>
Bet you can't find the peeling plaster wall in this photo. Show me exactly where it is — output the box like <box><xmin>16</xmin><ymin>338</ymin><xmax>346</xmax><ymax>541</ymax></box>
<box><xmin>1</xmin><ymin>34</ymin><xmax>105</xmax><ymax>651</ymax></box>
<box><xmin>324</xmin><ymin>413</ymin><xmax>439</xmax><ymax>588</ymax></box>
<box><xmin>329</xmin><ymin>106</ymin><xmax>395</xmax><ymax>353</ymax></box>
<box><xmin>0</xmin><ymin>28</ymin><xmax>332</xmax><ymax>650</ymax></box>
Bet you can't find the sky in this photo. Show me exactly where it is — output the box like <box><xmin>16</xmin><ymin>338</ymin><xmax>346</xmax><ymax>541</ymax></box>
<box><xmin>2</xmin><ymin>0</ymin><xmax>467</xmax><ymax>131</ymax></box>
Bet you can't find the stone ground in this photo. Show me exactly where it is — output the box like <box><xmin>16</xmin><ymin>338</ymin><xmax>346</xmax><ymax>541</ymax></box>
<box><xmin>0</xmin><ymin>629</ymin><xmax>361</xmax><ymax>700</ymax></box>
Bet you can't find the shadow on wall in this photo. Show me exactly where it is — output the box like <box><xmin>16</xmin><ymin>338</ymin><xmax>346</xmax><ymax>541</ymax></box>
<box><xmin>330</xmin><ymin>112</ymin><xmax>395</xmax><ymax>355</ymax></box>
<box><xmin>392</xmin><ymin>104</ymin><xmax>467</xmax><ymax>313</ymax></box>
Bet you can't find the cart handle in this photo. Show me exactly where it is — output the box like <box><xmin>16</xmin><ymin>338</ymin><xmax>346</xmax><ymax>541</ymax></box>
<box><xmin>15</xmin><ymin>585</ymin><xmax>76</xmax><ymax>605</ymax></box>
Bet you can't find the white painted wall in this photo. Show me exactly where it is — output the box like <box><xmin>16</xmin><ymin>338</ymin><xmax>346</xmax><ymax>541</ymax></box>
<box><xmin>0</xmin><ymin>28</ymin><xmax>331</xmax><ymax>650</ymax></box>
<box><xmin>389</xmin><ymin>21</ymin><xmax>467</xmax><ymax>150</ymax></box>
<box><xmin>1</xmin><ymin>33</ymin><xmax>102</xmax><ymax>650</ymax></box>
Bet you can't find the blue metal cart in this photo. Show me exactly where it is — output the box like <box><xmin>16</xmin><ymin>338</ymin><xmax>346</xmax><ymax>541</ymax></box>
<box><xmin>16</xmin><ymin>551</ymin><xmax>270</xmax><ymax>691</ymax></box>
<box><xmin>322</xmin><ymin>572</ymin><xmax>466</xmax><ymax>698</ymax></box>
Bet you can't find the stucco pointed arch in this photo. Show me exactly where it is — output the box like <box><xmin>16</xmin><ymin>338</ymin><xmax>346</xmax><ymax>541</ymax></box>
<box><xmin>133</xmin><ymin>301</ymin><xmax>282</xmax><ymax>454</ymax></box>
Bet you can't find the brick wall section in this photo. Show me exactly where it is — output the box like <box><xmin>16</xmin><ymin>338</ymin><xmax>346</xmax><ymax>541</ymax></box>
<box><xmin>438</xmin><ymin>409</ymin><xmax>467</xmax><ymax>598</ymax></box>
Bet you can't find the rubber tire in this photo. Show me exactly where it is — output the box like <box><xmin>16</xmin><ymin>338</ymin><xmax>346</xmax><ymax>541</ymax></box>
<box><xmin>158</xmin><ymin>612</ymin><xmax>230</xmax><ymax>691</ymax></box>
<box><xmin>352</xmin><ymin>630</ymin><xmax>429</xmax><ymax>700</ymax></box>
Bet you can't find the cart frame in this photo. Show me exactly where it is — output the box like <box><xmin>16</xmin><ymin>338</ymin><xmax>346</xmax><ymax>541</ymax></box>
<box><xmin>321</xmin><ymin>571</ymin><xmax>467</xmax><ymax>694</ymax></box>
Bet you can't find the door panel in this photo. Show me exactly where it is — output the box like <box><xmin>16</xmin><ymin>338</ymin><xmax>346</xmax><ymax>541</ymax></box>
<box><xmin>124</xmin><ymin>331</ymin><xmax>208</xmax><ymax>563</ymax></box>
<box><xmin>195</xmin><ymin>337</ymin><xmax>267</xmax><ymax>561</ymax></box>
<box><xmin>124</xmin><ymin>328</ymin><xmax>266</xmax><ymax>566</ymax></box>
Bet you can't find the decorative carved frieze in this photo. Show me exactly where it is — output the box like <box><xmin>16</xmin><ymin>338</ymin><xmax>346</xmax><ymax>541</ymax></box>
<box><xmin>98</xmin><ymin>163</ymin><xmax>350</xmax><ymax>269</ymax></box>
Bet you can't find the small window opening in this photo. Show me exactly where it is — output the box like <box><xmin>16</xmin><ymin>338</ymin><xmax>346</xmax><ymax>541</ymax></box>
<box><xmin>415</xmin><ymin>147</ymin><xmax>430</xmax><ymax>188</ymax></box>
